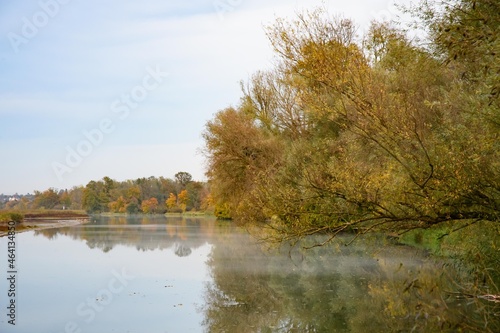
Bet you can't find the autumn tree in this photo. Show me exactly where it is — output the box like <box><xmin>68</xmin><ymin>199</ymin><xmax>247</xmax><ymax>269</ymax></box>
<box><xmin>20</xmin><ymin>173</ymin><xmax>205</xmax><ymax>214</ymax></box>
<box><xmin>68</xmin><ymin>186</ymin><xmax>84</xmax><ymax>210</ymax></box>
<box><xmin>166</xmin><ymin>193</ymin><xmax>178</xmax><ymax>211</ymax></box>
<box><xmin>33</xmin><ymin>188</ymin><xmax>60</xmax><ymax>209</ymax></box>
<box><xmin>203</xmin><ymin>3</ymin><xmax>499</xmax><ymax>242</ymax></box>
<box><xmin>201</xmin><ymin>193</ymin><xmax>215</xmax><ymax>213</ymax></box>
<box><xmin>203</xmin><ymin>107</ymin><xmax>282</xmax><ymax>221</ymax></box>
<box><xmin>59</xmin><ymin>190</ymin><xmax>71</xmax><ymax>209</ymax></box>
<box><xmin>126</xmin><ymin>185</ymin><xmax>141</xmax><ymax>201</ymax></box>
<box><xmin>177</xmin><ymin>189</ymin><xmax>189</xmax><ymax>212</ymax></box>
<box><xmin>141</xmin><ymin>197</ymin><xmax>159</xmax><ymax>214</ymax></box>
<box><xmin>108</xmin><ymin>196</ymin><xmax>127</xmax><ymax>213</ymax></box>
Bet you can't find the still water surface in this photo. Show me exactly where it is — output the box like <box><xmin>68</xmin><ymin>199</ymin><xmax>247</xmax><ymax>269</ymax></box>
<box><xmin>0</xmin><ymin>216</ymin><xmax>479</xmax><ymax>332</ymax></box>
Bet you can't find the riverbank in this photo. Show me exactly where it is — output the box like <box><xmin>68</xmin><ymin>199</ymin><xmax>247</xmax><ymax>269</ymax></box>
<box><xmin>97</xmin><ymin>211</ymin><xmax>214</xmax><ymax>217</ymax></box>
<box><xmin>399</xmin><ymin>220</ymin><xmax>500</xmax><ymax>308</ymax></box>
<box><xmin>0</xmin><ymin>211</ymin><xmax>89</xmax><ymax>237</ymax></box>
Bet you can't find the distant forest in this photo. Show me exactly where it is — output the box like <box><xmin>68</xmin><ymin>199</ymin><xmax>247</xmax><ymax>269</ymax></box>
<box><xmin>0</xmin><ymin>172</ymin><xmax>213</xmax><ymax>214</ymax></box>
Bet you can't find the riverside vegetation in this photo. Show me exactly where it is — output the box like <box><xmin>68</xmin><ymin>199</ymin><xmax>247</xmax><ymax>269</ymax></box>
<box><xmin>202</xmin><ymin>0</ymin><xmax>499</xmax><ymax>330</ymax></box>
<box><xmin>203</xmin><ymin>0</ymin><xmax>499</xmax><ymax>240</ymax></box>
<box><xmin>1</xmin><ymin>172</ymin><xmax>212</xmax><ymax>215</ymax></box>
<box><xmin>1</xmin><ymin>0</ymin><xmax>498</xmax><ymax>330</ymax></box>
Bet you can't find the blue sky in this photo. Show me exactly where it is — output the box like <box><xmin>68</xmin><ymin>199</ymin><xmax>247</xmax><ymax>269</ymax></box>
<box><xmin>0</xmin><ymin>0</ymin><xmax>411</xmax><ymax>194</ymax></box>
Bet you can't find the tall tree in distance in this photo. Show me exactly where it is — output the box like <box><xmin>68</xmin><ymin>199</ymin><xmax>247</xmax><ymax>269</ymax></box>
<box><xmin>175</xmin><ymin>172</ymin><xmax>193</xmax><ymax>188</ymax></box>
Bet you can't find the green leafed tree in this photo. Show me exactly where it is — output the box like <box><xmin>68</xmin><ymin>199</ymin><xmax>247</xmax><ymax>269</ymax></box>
<box><xmin>33</xmin><ymin>188</ymin><xmax>60</xmax><ymax>209</ymax></box>
<box><xmin>175</xmin><ymin>171</ymin><xmax>193</xmax><ymax>188</ymax></box>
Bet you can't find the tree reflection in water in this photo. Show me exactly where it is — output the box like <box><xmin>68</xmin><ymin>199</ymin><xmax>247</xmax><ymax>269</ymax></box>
<box><xmin>32</xmin><ymin>216</ymin><xmax>498</xmax><ymax>331</ymax></box>
<box><xmin>202</xmin><ymin>231</ymin><xmax>499</xmax><ymax>333</ymax></box>
<box><xmin>33</xmin><ymin>215</ymin><xmax>210</xmax><ymax>257</ymax></box>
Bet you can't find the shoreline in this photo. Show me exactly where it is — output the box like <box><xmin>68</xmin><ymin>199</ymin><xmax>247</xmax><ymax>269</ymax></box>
<box><xmin>0</xmin><ymin>217</ymin><xmax>89</xmax><ymax>237</ymax></box>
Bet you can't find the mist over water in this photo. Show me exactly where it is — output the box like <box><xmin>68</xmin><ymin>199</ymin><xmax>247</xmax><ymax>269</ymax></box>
<box><xmin>0</xmin><ymin>216</ymin><xmax>491</xmax><ymax>332</ymax></box>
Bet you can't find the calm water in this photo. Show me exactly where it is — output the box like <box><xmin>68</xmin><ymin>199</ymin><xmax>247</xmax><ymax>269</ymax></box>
<box><xmin>0</xmin><ymin>216</ymin><xmax>488</xmax><ymax>332</ymax></box>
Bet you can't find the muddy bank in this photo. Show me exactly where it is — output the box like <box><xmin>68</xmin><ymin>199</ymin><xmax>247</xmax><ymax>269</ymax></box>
<box><xmin>0</xmin><ymin>212</ymin><xmax>89</xmax><ymax>237</ymax></box>
<box><xmin>22</xmin><ymin>211</ymin><xmax>88</xmax><ymax>219</ymax></box>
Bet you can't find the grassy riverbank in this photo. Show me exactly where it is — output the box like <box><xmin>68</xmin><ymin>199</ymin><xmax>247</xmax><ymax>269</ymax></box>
<box><xmin>399</xmin><ymin>221</ymin><xmax>500</xmax><ymax>313</ymax></box>
<box><xmin>400</xmin><ymin>221</ymin><xmax>499</xmax><ymax>264</ymax></box>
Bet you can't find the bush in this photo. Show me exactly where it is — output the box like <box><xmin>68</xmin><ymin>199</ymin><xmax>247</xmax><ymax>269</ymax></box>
<box><xmin>126</xmin><ymin>203</ymin><xmax>139</xmax><ymax>214</ymax></box>
<box><xmin>10</xmin><ymin>213</ymin><xmax>23</xmax><ymax>223</ymax></box>
<box><xmin>0</xmin><ymin>212</ymin><xmax>24</xmax><ymax>223</ymax></box>
<box><xmin>167</xmin><ymin>207</ymin><xmax>183</xmax><ymax>214</ymax></box>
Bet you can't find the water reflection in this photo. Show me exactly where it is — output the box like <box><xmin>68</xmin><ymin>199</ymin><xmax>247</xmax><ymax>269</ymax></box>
<box><xmin>13</xmin><ymin>216</ymin><xmax>499</xmax><ymax>332</ymax></box>
<box><xmin>34</xmin><ymin>215</ymin><xmax>216</xmax><ymax>256</ymax></box>
<box><xmin>201</xmin><ymin>233</ymin><xmax>497</xmax><ymax>333</ymax></box>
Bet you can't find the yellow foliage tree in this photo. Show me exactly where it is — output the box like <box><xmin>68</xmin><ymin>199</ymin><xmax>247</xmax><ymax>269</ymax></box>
<box><xmin>108</xmin><ymin>196</ymin><xmax>127</xmax><ymax>213</ymax></box>
<box><xmin>165</xmin><ymin>193</ymin><xmax>177</xmax><ymax>210</ymax></box>
<box><xmin>178</xmin><ymin>189</ymin><xmax>189</xmax><ymax>212</ymax></box>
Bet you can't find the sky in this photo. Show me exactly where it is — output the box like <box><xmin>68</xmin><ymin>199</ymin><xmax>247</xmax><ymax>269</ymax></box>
<box><xmin>0</xmin><ymin>0</ymin><xmax>412</xmax><ymax>194</ymax></box>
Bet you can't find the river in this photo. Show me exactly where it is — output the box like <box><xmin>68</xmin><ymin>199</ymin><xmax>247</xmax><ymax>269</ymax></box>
<box><xmin>0</xmin><ymin>215</ymin><xmax>493</xmax><ymax>332</ymax></box>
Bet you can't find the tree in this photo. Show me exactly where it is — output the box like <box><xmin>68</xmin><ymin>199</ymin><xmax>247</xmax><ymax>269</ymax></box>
<box><xmin>82</xmin><ymin>180</ymin><xmax>108</xmax><ymax>213</ymax></box>
<box><xmin>203</xmin><ymin>107</ymin><xmax>282</xmax><ymax>220</ymax></box>
<box><xmin>175</xmin><ymin>172</ymin><xmax>193</xmax><ymax>188</ymax></box>
<box><xmin>68</xmin><ymin>186</ymin><xmax>84</xmax><ymax>210</ymax></box>
<box><xmin>126</xmin><ymin>200</ymin><xmax>140</xmax><ymax>214</ymax></box>
<box><xmin>186</xmin><ymin>181</ymin><xmax>205</xmax><ymax>211</ymax></box>
<box><xmin>203</xmin><ymin>4</ymin><xmax>500</xmax><ymax>243</ymax></box>
<box><xmin>126</xmin><ymin>186</ymin><xmax>141</xmax><ymax>201</ymax></box>
<box><xmin>177</xmin><ymin>189</ymin><xmax>189</xmax><ymax>212</ymax></box>
<box><xmin>18</xmin><ymin>174</ymin><xmax>206</xmax><ymax>214</ymax></box>
<box><xmin>108</xmin><ymin>196</ymin><xmax>127</xmax><ymax>213</ymax></box>
<box><xmin>166</xmin><ymin>193</ymin><xmax>178</xmax><ymax>211</ymax></box>
<box><xmin>160</xmin><ymin>177</ymin><xmax>177</xmax><ymax>197</ymax></box>
<box><xmin>33</xmin><ymin>188</ymin><xmax>60</xmax><ymax>209</ymax></box>
<box><xmin>59</xmin><ymin>190</ymin><xmax>71</xmax><ymax>209</ymax></box>
<box><xmin>141</xmin><ymin>197</ymin><xmax>159</xmax><ymax>214</ymax></box>
<box><xmin>201</xmin><ymin>193</ymin><xmax>215</xmax><ymax>213</ymax></box>
<box><xmin>412</xmin><ymin>0</ymin><xmax>499</xmax><ymax>106</ymax></box>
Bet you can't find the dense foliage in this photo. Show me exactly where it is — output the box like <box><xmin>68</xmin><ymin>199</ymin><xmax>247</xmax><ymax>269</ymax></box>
<box><xmin>1</xmin><ymin>172</ymin><xmax>211</xmax><ymax>214</ymax></box>
<box><xmin>203</xmin><ymin>0</ymin><xmax>499</xmax><ymax>241</ymax></box>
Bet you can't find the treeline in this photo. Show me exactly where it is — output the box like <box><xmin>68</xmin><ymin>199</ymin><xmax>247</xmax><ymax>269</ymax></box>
<box><xmin>203</xmin><ymin>0</ymin><xmax>499</xmax><ymax>241</ymax></box>
<box><xmin>1</xmin><ymin>172</ymin><xmax>213</xmax><ymax>214</ymax></box>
